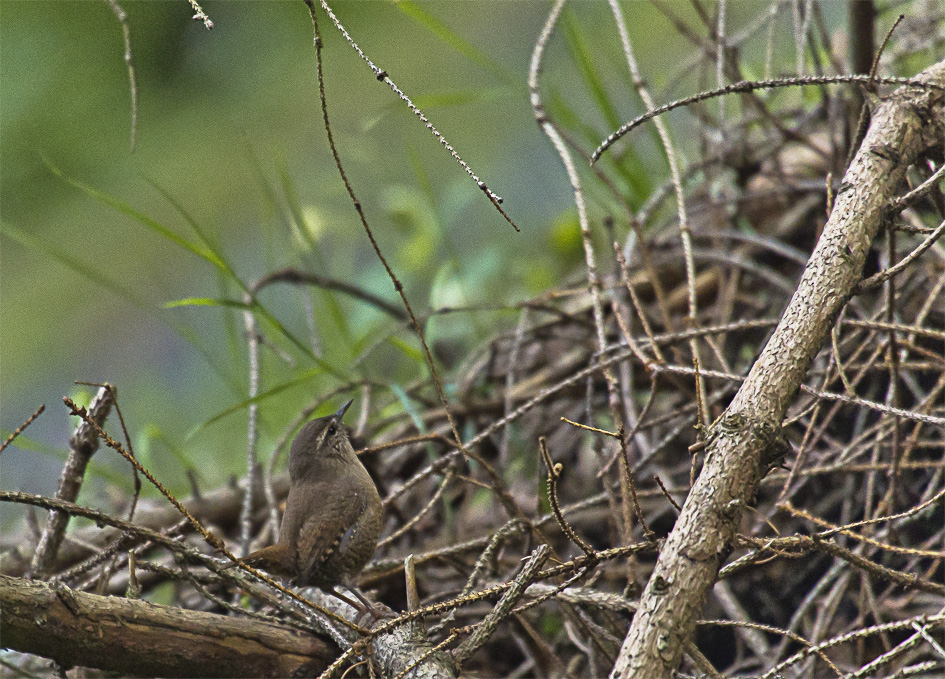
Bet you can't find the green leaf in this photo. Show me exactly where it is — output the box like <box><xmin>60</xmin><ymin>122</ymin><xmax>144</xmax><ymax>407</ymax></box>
<box><xmin>277</xmin><ymin>161</ymin><xmax>353</xmax><ymax>347</ymax></box>
<box><xmin>390</xmin><ymin>383</ymin><xmax>427</xmax><ymax>433</ymax></box>
<box><xmin>39</xmin><ymin>161</ymin><xmax>345</xmax><ymax>388</ymax></box>
<box><xmin>139</xmin><ymin>423</ymin><xmax>196</xmax><ymax>473</ymax></box>
<box><xmin>557</xmin><ymin>13</ymin><xmax>651</xmax><ymax>202</ymax></box>
<box><xmin>395</xmin><ymin>1</ymin><xmax>515</xmax><ymax>85</ymax></box>
<box><xmin>562</xmin><ymin>10</ymin><xmax>621</xmax><ymax>132</ymax></box>
<box><xmin>164</xmin><ymin>297</ymin><xmax>250</xmax><ymax>310</ymax></box>
<box><xmin>251</xmin><ymin>305</ymin><xmax>346</xmax><ymax>379</ymax></box>
<box><xmin>276</xmin><ymin>159</ymin><xmax>320</xmax><ymax>257</ymax></box>
<box><xmin>147</xmin><ymin>180</ymin><xmax>244</xmax><ymax>290</ymax></box>
<box><xmin>386</xmin><ymin>336</ymin><xmax>424</xmax><ymax>364</ymax></box>
<box><xmin>43</xmin><ymin>157</ymin><xmax>226</xmax><ymax>272</ymax></box>
<box><xmin>0</xmin><ymin>431</ymin><xmax>127</xmax><ymax>486</ymax></box>
<box><xmin>1</xmin><ymin>220</ymin><xmax>244</xmax><ymax>396</ymax></box>
<box><xmin>545</xmin><ymin>87</ymin><xmax>650</xmax><ymax>204</ymax></box>
<box><xmin>2</xmin><ymin>222</ymin><xmax>146</xmax><ymax>307</ymax></box>
<box><xmin>188</xmin><ymin>367</ymin><xmax>322</xmax><ymax>439</ymax></box>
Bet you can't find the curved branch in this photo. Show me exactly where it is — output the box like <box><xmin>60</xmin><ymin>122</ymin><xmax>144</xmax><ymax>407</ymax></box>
<box><xmin>252</xmin><ymin>267</ymin><xmax>406</xmax><ymax>321</ymax></box>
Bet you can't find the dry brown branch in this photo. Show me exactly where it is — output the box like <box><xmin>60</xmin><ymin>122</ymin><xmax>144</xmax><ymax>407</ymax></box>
<box><xmin>610</xmin><ymin>58</ymin><xmax>945</xmax><ymax>678</ymax></box>
<box><xmin>0</xmin><ymin>574</ymin><xmax>334</xmax><ymax>678</ymax></box>
<box><xmin>0</xmin><ymin>403</ymin><xmax>45</xmax><ymax>455</ymax></box>
<box><xmin>454</xmin><ymin>544</ymin><xmax>551</xmax><ymax>664</ymax></box>
<box><xmin>30</xmin><ymin>387</ymin><xmax>114</xmax><ymax>579</ymax></box>
<box><xmin>1</xmin><ymin>473</ymin><xmax>290</xmax><ymax>579</ymax></box>
<box><xmin>6</xmin><ymin>6</ymin><xmax>945</xmax><ymax>678</ymax></box>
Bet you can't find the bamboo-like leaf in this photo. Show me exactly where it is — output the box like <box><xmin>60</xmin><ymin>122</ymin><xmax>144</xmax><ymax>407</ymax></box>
<box><xmin>276</xmin><ymin>162</ymin><xmax>353</xmax><ymax>345</ymax></box>
<box><xmin>55</xmin><ymin>165</ymin><xmax>337</xmax><ymax>374</ymax></box>
<box><xmin>0</xmin><ymin>431</ymin><xmax>126</xmax><ymax>486</ymax></box>
<box><xmin>396</xmin><ymin>1</ymin><xmax>515</xmax><ymax>85</ymax></box>
<box><xmin>1</xmin><ymin>221</ymin><xmax>243</xmax><ymax>395</ymax></box>
<box><xmin>390</xmin><ymin>383</ymin><xmax>427</xmax><ymax>433</ymax></box>
<box><xmin>164</xmin><ymin>297</ymin><xmax>251</xmax><ymax>310</ymax></box>
<box><xmin>147</xmin><ymin>180</ymin><xmax>242</xmax><ymax>289</ymax></box>
<box><xmin>545</xmin><ymin>87</ymin><xmax>650</xmax><ymax>204</ymax></box>
<box><xmin>3</xmin><ymin>222</ymin><xmax>145</xmax><ymax>307</ymax></box>
<box><xmin>43</xmin><ymin>157</ymin><xmax>226</xmax><ymax>272</ymax></box>
<box><xmin>139</xmin><ymin>423</ymin><xmax>196</xmax><ymax>474</ymax></box>
<box><xmin>386</xmin><ymin>335</ymin><xmax>424</xmax><ymax>364</ymax></box>
<box><xmin>562</xmin><ymin>10</ymin><xmax>621</xmax><ymax>131</ymax></box>
<box><xmin>188</xmin><ymin>367</ymin><xmax>322</xmax><ymax>439</ymax></box>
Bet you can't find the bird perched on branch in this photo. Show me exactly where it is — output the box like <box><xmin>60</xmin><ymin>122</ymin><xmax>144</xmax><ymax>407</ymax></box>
<box><xmin>228</xmin><ymin>400</ymin><xmax>382</xmax><ymax>610</ymax></box>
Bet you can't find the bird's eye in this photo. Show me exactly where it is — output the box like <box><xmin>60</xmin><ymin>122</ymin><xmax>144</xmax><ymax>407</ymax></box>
<box><xmin>327</xmin><ymin>425</ymin><xmax>337</xmax><ymax>436</ymax></box>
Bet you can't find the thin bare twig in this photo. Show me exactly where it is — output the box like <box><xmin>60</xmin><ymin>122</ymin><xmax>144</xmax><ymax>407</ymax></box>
<box><xmin>104</xmin><ymin>0</ymin><xmax>137</xmax><ymax>151</ymax></box>
<box><xmin>592</xmin><ymin>74</ymin><xmax>943</xmax><ymax>162</ymax></box>
<box><xmin>0</xmin><ymin>404</ymin><xmax>45</xmax><ymax>455</ymax></box>
<box><xmin>316</xmin><ymin>0</ymin><xmax>517</xmax><ymax>231</ymax></box>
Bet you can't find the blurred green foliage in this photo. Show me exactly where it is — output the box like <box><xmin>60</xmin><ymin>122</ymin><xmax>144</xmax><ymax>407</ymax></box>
<box><xmin>0</xmin><ymin>0</ymin><xmax>781</xmax><ymax>516</ymax></box>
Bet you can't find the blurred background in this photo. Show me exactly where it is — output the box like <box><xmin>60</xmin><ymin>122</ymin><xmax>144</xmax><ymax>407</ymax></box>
<box><xmin>1</xmin><ymin>1</ymin><xmax>834</xmax><ymax>519</ymax></box>
<box><xmin>6</xmin><ymin>3</ymin><xmax>945</xmax><ymax>676</ymax></box>
<box><xmin>0</xmin><ymin>1</ymin><xmax>670</xmax><ymax>512</ymax></box>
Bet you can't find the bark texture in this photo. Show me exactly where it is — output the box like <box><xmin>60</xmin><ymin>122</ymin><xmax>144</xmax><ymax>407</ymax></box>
<box><xmin>610</xmin><ymin>59</ymin><xmax>945</xmax><ymax>679</ymax></box>
<box><xmin>0</xmin><ymin>574</ymin><xmax>335</xmax><ymax>678</ymax></box>
<box><xmin>29</xmin><ymin>387</ymin><xmax>113</xmax><ymax>578</ymax></box>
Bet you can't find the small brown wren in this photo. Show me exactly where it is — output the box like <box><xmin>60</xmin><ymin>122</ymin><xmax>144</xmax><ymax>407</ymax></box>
<box><xmin>234</xmin><ymin>400</ymin><xmax>382</xmax><ymax>599</ymax></box>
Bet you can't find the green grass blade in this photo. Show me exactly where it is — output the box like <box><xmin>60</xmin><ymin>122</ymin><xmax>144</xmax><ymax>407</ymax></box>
<box><xmin>164</xmin><ymin>297</ymin><xmax>251</xmax><ymax>310</ymax></box>
<box><xmin>390</xmin><ymin>383</ymin><xmax>427</xmax><ymax>433</ymax></box>
<box><xmin>147</xmin><ymin>180</ymin><xmax>244</xmax><ymax>291</ymax></box>
<box><xmin>545</xmin><ymin>86</ymin><xmax>650</xmax><ymax>204</ymax></box>
<box><xmin>562</xmin><ymin>10</ymin><xmax>621</xmax><ymax>132</ymax></box>
<box><xmin>2</xmin><ymin>221</ymin><xmax>244</xmax><ymax>397</ymax></box>
<box><xmin>396</xmin><ymin>1</ymin><xmax>515</xmax><ymax>85</ymax></box>
<box><xmin>386</xmin><ymin>335</ymin><xmax>424</xmax><ymax>364</ymax></box>
<box><xmin>3</xmin><ymin>222</ymin><xmax>147</xmax><ymax>307</ymax></box>
<box><xmin>275</xmin><ymin>161</ymin><xmax>353</xmax><ymax>346</ymax></box>
<box><xmin>139</xmin><ymin>423</ymin><xmax>197</xmax><ymax>474</ymax></box>
<box><xmin>0</xmin><ymin>431</ymin><xmax>127</xmax><ymax>486</ymax></box>
<box><xmin>41</xmin><ymin>162</ymin><xmax>346</xmax><ymax>384</ymax></box>
<box><xmin>276</xmin><ymin>158</ymin><xmax>319</xmax><ymax>257</ymax></box>
<box><xmin>188</xmin><ymin>366</ymin><xmax>322</xmax><ymax>439</ymax></box>
<box><xmin>43</xmin><ymin>157</ymin><xmax>226</xmax><ymax>272</ymax></box>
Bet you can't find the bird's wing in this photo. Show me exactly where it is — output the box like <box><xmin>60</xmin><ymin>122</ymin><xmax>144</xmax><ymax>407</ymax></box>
<box><xmin>296</xmin><ymin>487</ymin><xmax>369</xmax><ymax>583</ymax></box>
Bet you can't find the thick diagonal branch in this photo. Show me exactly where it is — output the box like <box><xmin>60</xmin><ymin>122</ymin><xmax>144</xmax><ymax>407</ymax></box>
<box><xmin>610</xmin><ymin>60</ymin><xmax>945</xmax><ymax>679</ymax></box>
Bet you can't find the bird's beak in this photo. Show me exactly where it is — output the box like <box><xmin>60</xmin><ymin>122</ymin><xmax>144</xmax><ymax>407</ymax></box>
<box><xmin>334</xmin><ymin>399</ymin><xmax>354</xmax><ymax>421</ymax></box>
